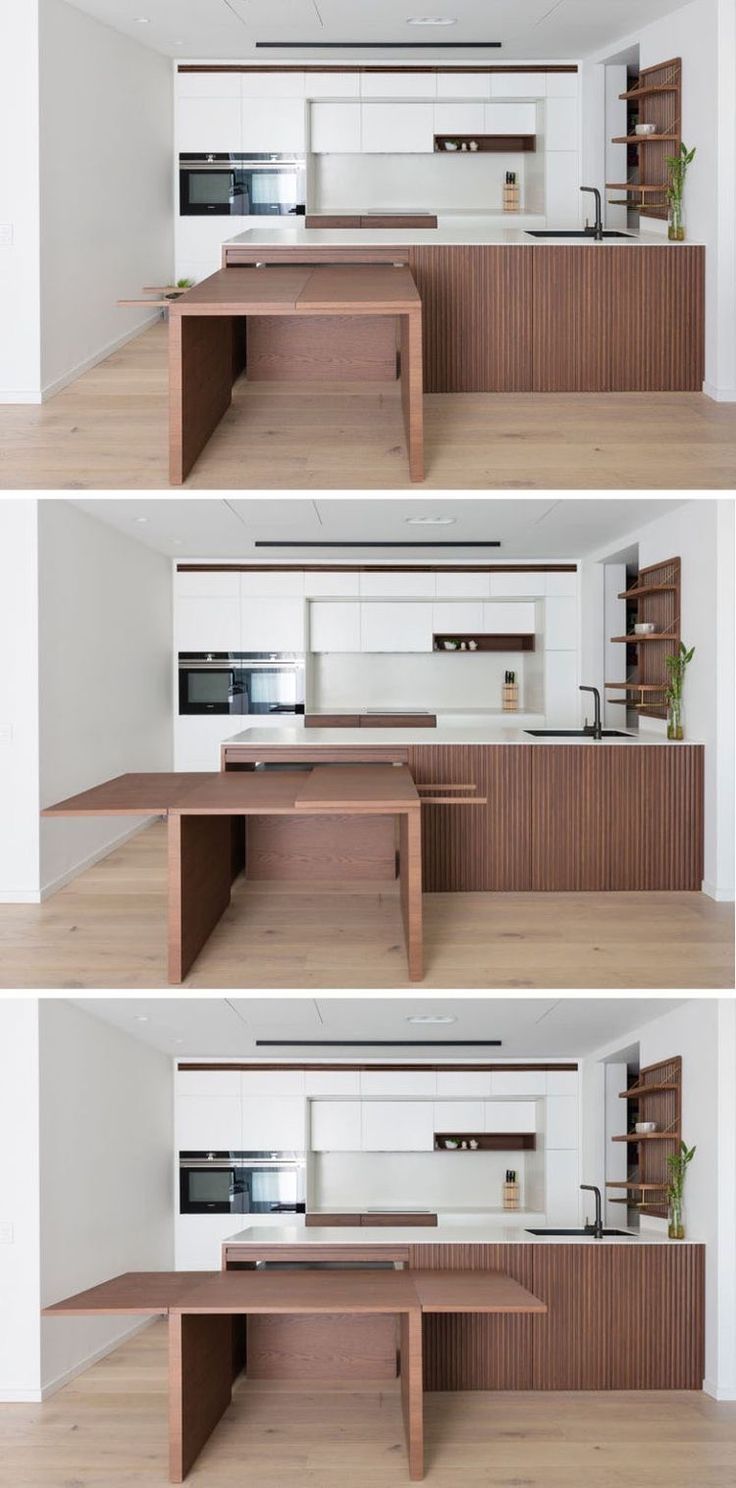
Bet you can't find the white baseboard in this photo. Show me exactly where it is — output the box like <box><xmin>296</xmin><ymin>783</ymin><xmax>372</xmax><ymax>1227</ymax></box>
<box><xmin>703</xmin><ymin>1377</ymin><xmax>736</xmax><ymax>1401</ymax></box>
<box><xmin>0</xmin><ymin>390</ymin><xmax>43</xmax><ymax>405</ymax></box>
<box><xmin>40</xmin><ymin>1318</ymin><xmax>155</xmax><ymax>1401</ymax></box>
<box><xmin>701</xmin><ymin>880</ymin><xmax>735</xmax><ymax>903</ymax></box>
<box><xmin>0</xmin><ymin>888</ymin><xmax>43</xmax><ymax>904</ymax></box>
<box><xmin>40</xmin><ymin>818</ymin><xmax>161</xmax><ymax>899</ymax></box>
<box><xmin>40</xmin><ymin>314</ymin><xmax>163</xmax><ymax>402</ymax></box>
<box><xmin>702</xmin><ymin>381</ymin><xmax>736</xmax><ymax>403</ymax></box>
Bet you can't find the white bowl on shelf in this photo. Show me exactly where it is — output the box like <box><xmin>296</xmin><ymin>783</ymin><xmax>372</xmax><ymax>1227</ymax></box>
<box><xmin>634</xmin><ymin>622</ymin><xmax>657</xmax><ymax>634</ymax></box>
<box><xmin>635</xmin><ymin>1121</ymin><xmax>657</xmax><ymax>1133</ymax></box>
<box><xmin>635</xmin><ymin>123</ymin><xmax>658</xmax><ymax>135</ymax></box>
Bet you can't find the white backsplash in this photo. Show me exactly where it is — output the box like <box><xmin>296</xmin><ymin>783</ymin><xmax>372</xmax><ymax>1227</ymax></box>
<box><xmin>312</xmin><ymin>1150</ymin><xmax>526</xmax><ymax>1211</ymax></box>
<box><xmin>312</xmin><ymin>151</ymin><xmax>529</xmax><ymax>213</ymax></box>
<box><xmin>310</xmin><ymin>651</ymin><xmax>528</xmax><ymax>711</ymax></box>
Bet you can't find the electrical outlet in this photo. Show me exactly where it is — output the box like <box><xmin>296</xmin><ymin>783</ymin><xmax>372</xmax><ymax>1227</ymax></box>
<box><xmin>0</xmin><ymin>225</ymin><xmax>14</xmax><ymax>248</ymax></box>
<box><xmin>0</xmin><ymin>1222</ymin><xmax>14</xmax><ymax>1244</ymax></box>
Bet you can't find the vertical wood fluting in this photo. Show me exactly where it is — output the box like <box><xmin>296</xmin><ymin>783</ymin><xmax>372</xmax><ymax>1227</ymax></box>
<box><xmin>408</xmin><ymin>1245</ymin><xmax>536</xmax><ymax>1389</ymax></box>
<box><xmin>407</xmin><ymin>245</ymin><xmax>533</xmax><ymax>392</ymax></box>
<box><xmin>407</xmin><ymin>745</ymin><xmax>532</xmax><ymax>892</ymax></box>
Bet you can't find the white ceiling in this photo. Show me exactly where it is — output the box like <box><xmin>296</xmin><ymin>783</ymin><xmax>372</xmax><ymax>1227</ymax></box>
<box><xmin>68</xmin><ymin>496</ymin><xmax>687</xmax><ymax>561</ymax></box>
<box><xmin>71</xmin><ymin>995</ymin><xmax>688</xmax><ymax>1059</ymax></box>
<box><xmin>64</xmin><ymin>0</ymin><xmax>691</xmax><ymax>61</ymax></box>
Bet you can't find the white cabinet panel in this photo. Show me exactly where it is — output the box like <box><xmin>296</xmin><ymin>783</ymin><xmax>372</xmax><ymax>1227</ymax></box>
<box><xmin>488</xmin><ymin>572</ymin><xmax>545</xmax><ymax>598</ymax></box>
<box><xmin>360</xmin><ymin>1071</ymin><xmax>437</xmax><ymax>1097</ymax></box>
<box><xmin>240</xmin><ymin>1070</ymin><xmax>305</xmax><ymax>1096</ymax></box>
<box><xmin>360</xmin><ymin>572</ymin><xmax>436</xmax><ymax>598</ymax></box>
<box><xmin>176</xmin><ymin>570</ymin><xmax>240</xmax><ymax>598</ymax></box>
<box><xmin>545</xmin><ymin>97</ymin><xmax>579</xmax><ymax>151</ymax></box>
<box><xmin>435</xmin><ymin>1070</ymin><xmax>493</xmax><ymax>1097</ymax></box>
<box><xmin>436</xmin><ymin>73</ymin><xmax>491</xmax><ymax>100</ymax></box>
<box><xmin>434</xmin><ymin>103</ymin><xmax>485</xmax><ymax>135</ymax></box>
<box><xmin>484</xmin><ymin>1101</ymin><xmax>537</xmax><ymax>1133</ymax></box>
<box><xmin>178</xmin><ymin>72</ymin><xmax>241</xmax><ymax>99</ymax></box>
<box><xmin>312</xmin><ymin>597</ymin><xmax>362</xmax><ymax>650</ymax></box>
<box><xmin>362</xmin><ymin>103</ymin><xmax>434</xmax><ymax>153</ymax></box>
<box><xmin>432</xmin><ymin>1101</ymin><xmax>484</xmax><ymax>1132</ymax></box>
<box><xmin>546</xmin><ymin>72</ymin><xmax>579</xmax><ymax>97</ymax></box>
<box><xmin>546</xmin><ymin>1069</ymin><xmax>579</xmax><ymax>1096</ymax></box>
<box><xmin>432</xmin><ymin>602</ymin><xmax>483</xmax><ymax>634</ymax></box>
<box><xmin>176</xmin><ymin>1096</ymin><xmax>242</xmax><ymax>1149</ymax></box>
<box><xmin>240</xmin><ymin>572</ymin><xmax>305</xmax><ymax>598</ymax></box>
<box><xmin>305</xmin><ymin>1070</ymin><xmax>361</xmax><ymax>1096</ymax></box>
<box><xmin>545</xmin><ymin>571</ymin><xmax>578</xmax><ymax>597</ymax></box>
<box><xmin>361</xmin><ymin>73</ymin><xmax>437</xmax><ymax>99</ymax></box>
<box><xmin>546</xmin><ymin>1149</ymin><xmax>580</xmax><ymax>1224</ymax></box>
<box><xmin>490</xmin><ymin>73</ymin><xmax>547</xmax><ymax>99</ymax></box>
<box><xmin>484</xmin><ymin>102</ymin><xmax>537</xmax><ymax>133</ymax></box>
<box><xmin>177</xmin><ymin>1070</ymin><xmax>241</xmax><ymax>1097</ymax></box>
<box><xmin>545</xmin><ymin>597</ymin><xmax>577</xmax><ymax>649</ymax></box>
<box><xmin>435</xmin><ymin>572</ymin><xmax>491</xmax><ymax>599</ymax></box>
<box><xmin>175</xmin><ymin>595</ymin><xmax>241</xmax><ymax>651</ymax></box>
<box><xmin>546</xmin><ymin>1097</ymin><xmax>578</xmax><ymax>1150</ymax></box>
<box><xmin>360</xmin><ymin>603</ymin><xmax>433</xmax><ymax>653</ymax></box>
<box><xmin>361</xmin><ymin>1101</ymin><xmax>434</xmax><ymax>1151</ymax></box>
<box><xmin>177</xmin><ymin>96</ymin><xmax>242</xmax><ymax>154</ymax></box>
<box><xmin>490</xmin><ymin>1071</ymin><xmax>546</xmax><ymax>1098</ymax></box>
<box><xmin>311</xmin><ymin>1100</ymin><xmax>362</xmax><ymax>1151</ymax></box>
<box><xmin>242</xmin><ymin>98</ymin><xmax>306</xmax><ymax>153</ymax></box>
<box><xmin>546</xmin><ymin>151</ymin><xmax>580</xmax><ymax>226</ymax></box>
<box><xmin>240</xmin><ymin>72</ymin><xmax>305</xmax><ymax>98</ymax></box>
<box><xmin>240</xmin><ymin>597</ymin><xmax>305</xmax><ymax>651</ymax></box>
<box><xmin>544</xmin><ymin>649</ymin><xmax>578</xmax><ymax>723</ymax></box>
<box><xmin>310</xmin><ymin>601</ymin><xmax>361</xmax><ymax>652</ymax></box>
<box><xmin>481</xmin><ymin>602</ymin><xmax>536</xmax><ymax>634</ymax></box>
<box><xmin>311</xmin><ymin>102</ymin><xmax>361</xmax><ymax>153</ymax></box>
<box><xmin>307</xmin><ymin>73</ymin><xmax>361</xmax><ymax>99</ymax></box>
<box><xmin>304</xmin><ymin>572</ymin><xmax>360</xmax><ymax>598</ymax></box>
<box><xmin>241</xmin><ymin>1096</ymin><xmax>306</xmax><ymax>1149</ymax></box>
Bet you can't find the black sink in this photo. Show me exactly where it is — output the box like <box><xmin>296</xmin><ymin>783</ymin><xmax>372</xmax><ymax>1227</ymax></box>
<box><xmin>525</xmin><ymin>230</ymin><xmax>634</xmax><ymax>239</ymax></box>
<box><xmin>525</xmin><ymin>1228</ymin><xmax>634</xmax><ymax>1237</ymax></box>
<box><xmin>524</xmin><ymin>729</ymin><xmax>633</xmax><ymax>738</ymax></box>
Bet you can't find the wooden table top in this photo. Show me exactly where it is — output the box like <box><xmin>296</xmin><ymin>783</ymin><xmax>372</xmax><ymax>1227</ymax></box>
<box><xmin>171</xmin><ymin>265</ymin><xmax>421</xmax><ymax>316</ymax></box>
<box><xmin>42</xmin><ymin>766</ymin><xmax>420</xmax><ymax>817</ymax></box>
<box><xmin>43</xmin><ymin>1269</ymin><xmax>546</xmax><ymax>1318</ymax></box>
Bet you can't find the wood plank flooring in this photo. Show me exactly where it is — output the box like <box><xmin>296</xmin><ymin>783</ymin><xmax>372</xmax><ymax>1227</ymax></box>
<box><xmin>1</xmin><ymin>321</ymin><xmax>735</xmax><ymax>489</ymax></box>
<box><xmin>1</xmin><ymin>822</ymin><xmax>732</xmax><ymax>989</ymax></box>
<box><xmin>3</xmin><ymin>1322</ymin><xmax>735</xmax><ymax>1487</ymax></box>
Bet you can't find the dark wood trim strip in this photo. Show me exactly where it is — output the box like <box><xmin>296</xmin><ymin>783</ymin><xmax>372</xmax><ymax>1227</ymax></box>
<box><xmin>178</xmin><ymin>1061</ymin><xmax>578</xmax><ymax>1072</ymax></box>
<box><xmin>178</xmin><ymin>64</ymin><xmax>578</xmax><ymax>76</ymax></box>
<box><xmin>177</xmin><ymin>563</ymin><xmax>577</xmax><ymax>574</ymax></box>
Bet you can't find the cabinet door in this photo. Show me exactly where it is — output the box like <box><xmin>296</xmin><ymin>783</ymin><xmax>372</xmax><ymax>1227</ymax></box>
<box><xmin>490</xmin><ymin>73</ymin><xmax>547</xmax><ymax>98</ymax></box>
<box><xmin>305</xmin><ymin>1070</ymin><xmax>361</xmax><ymax>1096</ymax></box>
<box><xmin>240</xmin><ymin>1070</ymin><xmax>305</xmax><ymax>1096</ymax></box>
<box><xmin>176</xmin><ymin>1095</ymin><xmax>242</xmax><ymax>1150</ymax></box>
<box><xmin>311</xmin><ymin>102</ymin><xmax>361</xmax><ymax>153</ymax></box>
<box><xmin>432</xmin><ymin>601</ymin><xmax>483</xmax><ymax>635</ymax></box>
<box><xmin>435</xmin><ymin>1070</ymin><xmax>493</xmax><ymax>1097</ymax></box>
<box><xmin>310</xmin><ymin>601</ymin><xmax>362</xmax><ymax>652</ymax></box>
<box><xmin>360</xmin><ymin>1071</ymin><xmax>437</xmax><ymax>1097</ymax></box>
<box><xmin>488</xmin><ymin>572</ymin><xmax>545</xmax><ymax>598</ymax></box>
<box><xmin>175</xmin><ymin>595</ymin><xmax>241</xmax><ymax>651</ymax></box>
<box><xmin>361</xmin><ymin>1101</ymin><xmax>434</xmax><ymax>1151</ymax></box>
<box><xmin>432</xmin><ymin>1101</ymin><xmax>484</xmax><ymax>1132</ymax></box>
<box><xmin>545</xmin><ymin>97</ymin><xmax>578</xmax><ymax>151</ymax></box>
<box><xmin>242</xmin><ymin>98</ymin><xmax>306</xmax><ymax>153</ymax></box>
<box><xmin>484</xmin><ymin>1101</ymin><xmax>536</xmax><ymax>1133</ymax></box>
<box><xmin>177</xmin><ymin>96</ymin><xmax>242</xmax><ymax>154</ymax></box>
<box><xmin>546</xmin><ymin>1097</ymin><xmax>578</xmax><ymax>1149</ymax></box>
<box><xmin>240</xmin><ymin>597</ymin><xmax>305</xmax><ymax>651</ymax></box>
<box><xmin>177</xmin><ymin>571</ymin><xmax>240</xmax><ymax>599</ymax></box>
<box><xmin>177</xmin><ymin>1069</ymin><xmax>241</xmax><ymax>1096</ymax></box>
<box><xmin>490</xmin><ymin>1071</ymin><xmax>546</xmax><ymax>1098</ymax></box>
<box><xmin>546</xmin><ymin>1070</ymin><xmax>578</xmax><ymax>1095</ymax></box>
<box><xmin>481</xmin><ymin>602</ymin><xmax>535</xmax><ymax>633</ymax></box>
<box><xmin>307</xmin><ymin>73</ymin><xmax>361</xmax><ymax>99</ymax></box>
<box><xmin>361</xmin><ymin>74</ymin><xmax>436</xmax><ymax>99</ymax></box>
<box><xmin>310</xmin><ymin>1100</ymin><xmax>362</xmax><ymax>1151</ymax></box>
<box><xmin>178</xmin><ymin>73</ymin><xmax>241</xmax><ymax>99</ymax></box>
<box><xmin>435</xmin><ymin>572</ymin><xmax>490</xmax><ymax>599</ymax></box>
<box><xmin>240</xmin><ymin>73</ymin><xmax>305</xmax><ymax>98</ymax></box>
<box><xmin>360</xmin><ymin>572</ymin><xmax>436</xmax><ymax>599</ymax></box>
<box><xmin>241</xmin><ymin>1096</ymin><xmax>306</xmax><ymax>1149</ymax></box>
<box><xmin>407</xmin><ymin>744</ymin><xmax>533</xmax><ymax>892</ymax></box>
<box><xmin>362</xmin><ymin>103</ymin><xmax>434</xmax><ymax>153</ymax></box>
<box><xmin>483</xmin><ymin>102</ymin><xmax>537</xmax><ymax>134</ymax></box>
<box><xmin>304</xmin><ymin>572</ymin><xmax>360</xmax><ymax>598</ymax></box>
<box><xmin>436</xmin><ymin>73</ymin><xmax>491</xmax><ymax>100</ymax></box>
<box><xmin>545</xmin><ymin>1149</ymin><xmax>580</xmax><ymax>1224</ymax></box>
<box><xmin>360</xmin><ymin>602</ymin><xmax>433</xmax><ymax>652</ymax></box>
<box><xmin>545</xmin><ymin>596</ymin><xmax>577</xmax><ymax>649</ymax></box>
<box><xmin>407</xmin><ymin>246</ymin><xmax>533</xmax><ymax>394</ymax></box>
<box><xmin>434</xmin><ymin>102</ymin><xmax>485</xmax><ymax>135</ymax></box>
<box><xmin>240</xmin><ymin>572</ymin><xmax>305</xmax><ymax>598</ymax></box>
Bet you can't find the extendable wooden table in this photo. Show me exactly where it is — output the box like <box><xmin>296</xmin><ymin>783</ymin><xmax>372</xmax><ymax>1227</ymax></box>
<box><xmin>44</xmin><ymin>1268</ymin><xmax>546</xmax><ymax>1482</ymax></box>
<box><xmin>42</xmin><ymin>764</ymin><xmax>423</xmax><ymax>982</ymax></box>
<box><xmin>169</xmin><ymin>264</ymin><xmax>424</xmax><ymax>484</ymax></box>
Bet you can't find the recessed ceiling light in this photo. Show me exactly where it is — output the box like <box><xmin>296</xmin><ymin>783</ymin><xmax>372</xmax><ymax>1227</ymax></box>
<box><xmin>134</xmin><ymin>516</ymin><xmax>148</xmax><ymax>524</ymax></box>
<box><xmin>172</xmin><ymin>538</ymin><xmax>184</xmax><ymax>545</ymax></box>
<box><xmin>135</xmin><ymin>17</ymin><xmax>151</xmax><ymax>22</ymax></box>
<box><xmin>406</xmin><ymin>1013</ymin><xmax>458</xmax><ymax>1025</ymax></box>
<box><xmin>407</xmin><ymin>17</ymin><xmax>458</xmax><ymax>25</ymax></box>
<box><xmin>133</xmin><ymin>1014</ymin><xmax>149</xmax><ymax>1022</ymax></box>
<box><xmin>405</xmin><ymin>515</ymin><xmax>457</xmax><ymax>525</ymax></box>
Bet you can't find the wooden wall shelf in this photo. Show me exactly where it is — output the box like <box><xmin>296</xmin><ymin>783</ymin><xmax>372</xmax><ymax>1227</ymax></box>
<box><xmin>611</xmin><ymin>57</ymin><xmax>681</xmax><ymax>221</ymax></box>
<box><xmin>434</xmin><ymin>1132</ymin><xmax>536</xmax><ymax>1151</ymax></box>
<box><xmin>612</xmin><ymin>1055</ymin><xmax>682</xmax><ymax>1218</ymax></box>
<box><xmin>434</xmin><ymin>134</ymin><xmax>536</xmax><ymax>153</ymax></box>
<box><xmin>607</xmin><ymin>555</ymin><xmax>680</xmax><ymax>721</ymax></box>
<box><xmin>433</xmin><ymin>633</ymin><xmax>535</xmax><ymax>652</ymax></box>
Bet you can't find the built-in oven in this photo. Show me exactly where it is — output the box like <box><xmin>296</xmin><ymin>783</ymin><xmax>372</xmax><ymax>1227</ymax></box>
<box><xmin>179</xmin><ymin>1152</ymin><xmax>307</xmax><ymax>1215</ymax></box>
<box><xmin>179</xmin><ymin>154</ymin><xmax>306</xmax><ymax>217</ymax></box>
<box><xmin>178</xmin><ymin>653</ymin><xmax>305</xmax><ymax>717</ymax></box>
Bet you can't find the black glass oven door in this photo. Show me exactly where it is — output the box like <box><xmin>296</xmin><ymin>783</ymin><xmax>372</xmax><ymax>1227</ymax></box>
<box><xmin>180</xmin><ymin>168</ymin><xmax>249</xmax><ymax>216</ymax></box>
<box><xmin>179</xmin><ymin>668</ymin><xmax>243</xmax><ymax>715</ymax></box>
<box><xmin>180</xmin><ymin>1167</ymin><xmax>235</xmax><ymax>1214</ymax></box>
<box><xmin>242</xmin><ymin>666</ymin><xmax>303</xmax><ymax>715</ymax></box>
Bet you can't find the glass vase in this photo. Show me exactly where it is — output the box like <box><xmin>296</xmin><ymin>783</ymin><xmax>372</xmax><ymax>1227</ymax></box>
<box><xmin>668</xmin><ymin>200</ymin><xmax>685</xmax><ymax>241</ymax></box>
<box><xmin>667</xmin><ymin>696</ymin><xmax>684</xmax><ymax>740</ymax></box>
<box><xmin>668</xmin><ymin>1197</ymin><xmax>685</xmax><ymax>1240</ymax></box>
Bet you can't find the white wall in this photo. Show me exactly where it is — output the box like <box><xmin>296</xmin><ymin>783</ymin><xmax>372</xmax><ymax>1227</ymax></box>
<box><xmin>312</xmin><ymin>151</ymin><xmax>531</xmax><ymax>214</ymax></box>
<box><xmin>39</xmin><ymin>1001</ymin><xmax>174</xmax><ymax>1396</ymax></box>
<box><xmin>580</xmin><ymin>997</ymin><xmax>736</xmax><ymax>1399</ymax></box>
<box><xmin>0</xmin><ymin>2</ymin><xmax>41</xmax><ymax>400</ymax></box>
<box><xmin>312</xmin><ymin>1150</ymin><xmax>530</xmax><ymax>1211</ymax></box>
<box><xmin>38</xmin><ymin>500</ymin><xmax>174</xmax><ymax>896</ymax></box>
<box><xmin>38</xmin><ymin>0</ymin><xmax>174</xmax><ymax>399</ymax></box>
<box><xmin>0</xmin><ymin>502</ymin><xmax>41</xmax><ymax>902</ymax></box>
<box><xmin>310</xmin><ymin>651</ymin><xmax>536</xmax><ymax>713</ymax></box>
<box><xmin>0</xmin><ymin>1002</ymin><xmax>41</xmax><ymax>1401</ymax></box>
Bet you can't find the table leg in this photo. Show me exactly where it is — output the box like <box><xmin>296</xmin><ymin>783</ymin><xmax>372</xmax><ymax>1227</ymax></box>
<box><xmin>400</xmin><ymin>1310</ymin><xmax>424</xmax><ymax>1481</ymax></box>
<box><xmin>399</xmin><ymin>808</ymin><xmax>423</xmax><ymax>982</ymax></box>
<box><xmin>400</xmin><ymin>309</ymin><xmax>425</xmax><ymax>483</ymax></box>
<box><xmin>167</xmin><ymin>814</ymin><xmax>236</xmax><ymax>984</ymax></box>
<box><xmin>168</xmin><ymin>1312</ymin><xmax>233</xmax><ymax>1483</ymax></box>
<box><xmin>169</xmin><ymin>312</ymin><xmax>236</xmax><ymax>485</ymax></box>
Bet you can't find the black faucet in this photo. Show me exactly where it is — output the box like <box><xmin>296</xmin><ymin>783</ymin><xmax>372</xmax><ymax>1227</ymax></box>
<box><xmin>580</xmin><ymin>186</ymin><xmax>604</xmax><ymax>241</ymax></box>
<box><xmin>580</xmin><ymin>1184</ymin><xmax>604</xmax><ymax>1238</ymax></box>
<box><xmin>579</xmin><ymin>685</ymin><xmax>603</xmax><ymax>740</ymax></box>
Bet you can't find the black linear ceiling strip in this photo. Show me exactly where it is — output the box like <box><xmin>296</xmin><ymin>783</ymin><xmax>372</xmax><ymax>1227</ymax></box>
<box><xmin>255</xmin><ymin>1039</ymin><xmax>503</xmax><ymax>1047</ymax></box>
<box><xmin>253</xmin><ymin>541</ymin><xmax>502</xmax><ymax>549</ymax></box>
<box><xmin>256</xmin><ymin>43</ymin><xmax>503</xmax><ymax>50</ymax></box>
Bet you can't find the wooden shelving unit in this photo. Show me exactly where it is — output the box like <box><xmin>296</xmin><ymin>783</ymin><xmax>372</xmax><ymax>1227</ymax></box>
<box><xmin>434</xmin><ymin>134</ymin><xmax>536</xmax><ymax>153</ymax></box>
<box><xmin>605</xmin><ymin>556</ymin><xmax>680</xmax><ymax>721</ymax></box>
<box><xmin>607</xmin><ymin>57</ymin><xmax>681</xmax><ymax>221</ymax></box>
<box><xmin>433</xmin><ymin>633</ymin><xmax>535</xmax><ymax>652</ymax></box>
<box><xmin>608</xmin><ymin>1055</ymin><xmax>681</xmax><ymax>1218</ymax></box>
<box><xmin>434</xmin><ymin>1131</ymin><xmax>536</xmax><ymax>1151</ymax></box>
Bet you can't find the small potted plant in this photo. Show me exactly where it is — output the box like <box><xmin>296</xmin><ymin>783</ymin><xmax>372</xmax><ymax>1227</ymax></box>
<box><xmin>665</xmin><ymin>142</ymin><xmax>696</xmax><ymax>241</ymax></box>
<box><xmin>664</xmin><ymin>640</ymin><xmax>694</xmax><ymax>739</ymax></box>
<box><xmin>666</xmin><ymin>1139</ymin><xmax>696</xmax><ymax>1239</ymax></box>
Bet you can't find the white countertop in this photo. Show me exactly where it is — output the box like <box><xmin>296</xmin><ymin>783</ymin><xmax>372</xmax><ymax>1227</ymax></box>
<box><xmin>224</xmin><ymin>1223</ymin><xmax>700</xmax><ymax>1247</ymax></box>
<box><xmin>223</xmin><ymin>722</ymin><xmax>695</xmax><ymax>747</ymax></box>
<box><xmin>224</xmin><ymin>223</ymin><xmax>697</xmax><ymax>249</ymax></box>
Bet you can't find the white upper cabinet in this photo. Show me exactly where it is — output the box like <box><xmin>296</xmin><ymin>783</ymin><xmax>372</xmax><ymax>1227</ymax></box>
<box><xmin>240</xmin><ymin>72</ymin><xmax>306</xmax><ymax>98</ymax></box>
<box><xmin>435</xmin><ymin>572</ymin><xmax>491</xmax><ymax>599</ymax></box>
<box><xmin>361</xmin><ymin>1101</ymin><xmax>434</xmax><ymax>1151</ymax></box>
<box><xmin>307</xmin><ymin>73</ymin><xmax>361</xmax><ymax>99</ymax></box>
<box><xmin>432</xmin><ymin>1100</ymin><xmax>484</xmax><ymax>1132</ymax></box>
<box><xmin>304</xmin><ymin>572</ymin><xmax>361</xmax><ymax>598</ymax></box>
<box><xmin>545</xmin><ymin>571</ymin><xmax>578</xmax><ymax>597</ymax></box>
<box><xmin>360</xmin><ymin>572</ymin><xmax>435</xmax><ymax>598</ymax></box>
<box><xmin>546</xmin><ymin>1069</ymin><xmax>579</xmax><ymax>1096</ymax></box>
<box><xmin>483</xmin><ymin>102</ymin><xmax>537</xmax><ymax>135</ymax></box>
<box><xmin>176</xmin><ymin>1095</ymin><xmax>242</xmax><ymax>1150</ymax></box>
<box><xmin>242</xmin><ymin>98</ymin><xmax>306</xmax><ymax>153</ymax></box>
<box><xmin>177</xmin><ymin>96</ymin><xmax>242</xmax><ymax>154</ymax></box>
<box><xmin>240</xmin><ymin>572</ymin><xmax>305</xmax><ymax>598</ymax></box>
<box><xmin>481</xmin><ymin>602</ymin><xmax>536</xmax><ymax>634</ymax></box>
<box><xmin>436</xmin><ymin>72</ymin><xmax>491</xmax><ymax>100</ymax></box>
<box><xmin>360</xmin><ymin>602</ymin><xmax>433</xmax><ymax>653</ymax></box>
<box><xmin>490</xmin><ymin>73</ymin><xmax>547</xmax><ymax>98</ymax></box>
<box><xmin>240</xmin><ymin>597</ymin><xmax>305</xmax><ymax>652</ymax></box>
<box><xmin>361</xmin><ymin>73</ymin><xmax>437</xmax><ymax>99</ymax></box>
<box><xmin>361</xmin><ymin>103</ymin><xmax>435</xmax><ymax>153</ymax></box>
<box><xmin>484</xmin><ymin>1101</ymin><xmax>537</xmax><ymax>1133</ymax></box>
<box><xmin>310</xmin><ymin>102</ymin><xmax>361</xmax><ymax>154</ymax></box>
<box><xmin>175</xmin><ymin>595</ymin><xmax>241</xmax><ymax>652</ymax></box>
<box><xmin>177</xmin><ymin>1069</ymin><xmax>241</xmax><ymax>1097</ymax></box>
<box><xmin>545</xmin><ymin>1096</ymin><xmax>578</xmax><ymax>1150</ymax></box>
<box><xmin>435</xmin><ymin>1070</ymin><xmax>493</xmax><ymax>1097</ymax></box>
<box><xmin>311</xmin><ymin>1100</ymin><xmax>362</xmax><ymax>1151</ymax></box>
<box><xmin>305</xmin><ymin>1070</ymin><xmax>361</xmax><ymax>1096</ymax></box>
<box><xmin>434</xmin><ymin>102</ymin><xmax>485</xmax><ymax>135</ymax></box>
<box><xmin>178</xmin><ymin>73</ymin><xmax>241</xmax><ymax>99</ymax></box>
<box><xmin>176</xmin><ymin>571</ymin><xmax>240</xmax><ymax>599</ymax></box>
<box><xmin>309</xmin><ymin>601</ymin><xmax>362</xmax><ymax>653</ymax></box>
<box><xmin>240</xmin><ymin>1070</ymin><xmax>305</xmax><ymax>1096</ymax></box>
<box><xmin>488</xmin><ymin>572</ymin><xmax>545</xmax><ymax>598</ymax></box>
<box><xmin>360</xmin><ymin>1070</ymin><xmax>437</xmax><ymax>1097</ymax></box>
<box><xmin>544</xmin><ymin>596</ymin><xmax>577</xmax><ymax>649</ymax></box>
<box><xmin>490</xmin><ymin>1070</ymin><xmax>546</xmax><ymax>1098</ymax></box>
<box><xmin>545</xmin><ymin>96</ymin><xmax>579</xmax><ymax>152</ymax></box>
<box><xmin>546</xmin><ymin>72</ymin><xmax>579</xmax><ymax>97</ymax></box>
<box><xmin>241</xmin><ymin>1096</ymin><xmax>306</xmax><ymax>1150</ymax></box>
<box><xmin>432</xmin><ymin>601</ymin><xmax>484</xmax><ymax>635</ymax></box>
